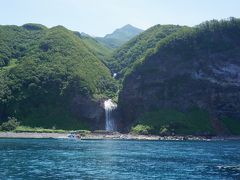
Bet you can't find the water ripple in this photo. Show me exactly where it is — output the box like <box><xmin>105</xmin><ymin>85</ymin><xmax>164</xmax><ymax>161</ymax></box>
<box><xmin>0</xmin><ymin>139</ymin><xmax>239</xmax><ymax>179</ymax></box>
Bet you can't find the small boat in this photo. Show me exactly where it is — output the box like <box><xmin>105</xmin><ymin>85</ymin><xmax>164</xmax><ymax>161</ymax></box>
<box><xmin>67</xmin><ymin>132</ymin><xmax>81</xmax><ymax>139</ymax></box>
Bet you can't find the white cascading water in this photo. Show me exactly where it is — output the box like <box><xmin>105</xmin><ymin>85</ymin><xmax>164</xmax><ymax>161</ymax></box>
<box><xmin>104</xmin><ymin>99</ymin><xmax>117</xmax><ymax>131</ymax></box>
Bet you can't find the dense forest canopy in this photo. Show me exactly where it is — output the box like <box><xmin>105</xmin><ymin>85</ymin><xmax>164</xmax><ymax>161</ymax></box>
<box><xmin>0</xmin><ymin>18</ymin><xmax>240</xmax><ymax>134</ymax></box>
<box><xmin>0</xmin><ymin>24</ymin><xmax>117</xmax><ymax>129</ymax></box>
<box><xmin>106</xmin><ymin>24</ymin><xmax>184</xmax><ymax>79</ymax></box>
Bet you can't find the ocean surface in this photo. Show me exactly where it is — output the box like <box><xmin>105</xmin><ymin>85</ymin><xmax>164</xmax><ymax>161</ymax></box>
<box><xmin>0</xmin><ymin>139</ymin><xmax>240</xmax><ymax>180</ymax></box>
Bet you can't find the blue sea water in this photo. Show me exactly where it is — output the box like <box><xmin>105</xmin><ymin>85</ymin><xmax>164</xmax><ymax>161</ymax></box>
<box><xmin>0</xmin><ymin>139</ymin><xmax>240</xmax><ymax>180</ymax></box>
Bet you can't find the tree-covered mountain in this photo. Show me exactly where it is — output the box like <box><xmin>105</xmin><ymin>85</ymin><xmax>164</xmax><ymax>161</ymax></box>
<box><xmin>0</xmin><ymin>23</ymin><xmax>117</xmax><ymax>130</ymax></box>
<box><xmin>95</xmin><ymin>24</ymin><xmax>143</xmax><ymax>49</ymax></box>
<box><xmin>118</xmin><ymin>18</ymin><xmax>240</xmax><ymax>135</ymax></box>
<box><xmin>1</xmin><ymin>18</ymin><xmax>240</xmax><ymax>135</ymax></box>
<box><xmin>73</xmin><ymin>31</ymin><xmax>112</xmax><ymax>64</ymax></box>
<box><xmin>107</xmin><ymin>24</ymin><xmax>184</xmax><ymax>79</ymax></box>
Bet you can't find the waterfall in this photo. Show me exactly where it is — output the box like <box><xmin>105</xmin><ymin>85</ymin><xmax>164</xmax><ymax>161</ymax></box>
<box><xmin>104</xmin><ymin>99</ymin><xmax>117</xmax><ymax>131</ymax></box>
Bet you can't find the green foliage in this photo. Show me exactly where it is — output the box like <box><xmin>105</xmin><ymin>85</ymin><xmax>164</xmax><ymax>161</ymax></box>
<box><xmin>22</xmin><ymin>23</ymin><xmax>47</xmax><ymax>31</ymax></box>
<box><xmin>96</xmin><ymin>37</ymin><xmax>125</xmax><ymax>49</ymax></box>
<box><xmin>220</xmin><ymin>117</ymin><xmax>240</xmax><ymax>135</ymax></box>
<box><xmin>122</xmin><ymin>18</ymin><xmax>240</xmax><ymax>81</ymax></box>
<box><xmin>159</xmin><ymin>125</ymin><xmax>172</xmax><ymax>136</ymax></box>
<box><xmin>131</xmin><ymin>124</ymin><xmax>153</xmax><ymax>135</ymax></box>
<box><xmin>120</xmin><ymin>18</ymin><xmax>240</xmax><ymax>135</ymax></box>
<box><xmin>0</xmin><ymin>117</ymin><xmax>20</xmax><ymax>131</ymax></box>
<box><xmin>107</xmin><ymin>25</ymin><xmax>183</xmax><ymax>78</ymax></box>
<box><xmin>14</xmin><ymin>126</ymin><xmax>66</xmax><ymax>133</ymax></box>
<box><xmin>151</xmin><ymin>18</ymin><xmax>240</xmax><ymax>62</ymax></box>
<box><xmin>0</xmin><ymin>24</ymin><xmax>117</xmax><ymax>129</ymax></box>
<box><xmin>74</xmin><ymin>32</ymin><xmax>112</xmax><ymax>64</ymax></box>
<box><xmin>135</xmin><ymin>109</ymin><xmax>213</xmax><ymax>135</ymax></box>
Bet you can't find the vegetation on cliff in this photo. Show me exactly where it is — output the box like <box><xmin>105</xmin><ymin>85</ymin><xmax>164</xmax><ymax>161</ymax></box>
<box><xmin>107</xmin><ymin>24</ymin><xmax>184</xmax><ymax>79</ymax></box>
<box><xmin>74</xmin><ymin>32</ymin><xmax>112</xmax><ymax>64</ymax></box>
<box><xmin>131</xmin><ymin>109</ymin><xmax>213</xmax><ymax>135</ymax></box>
<box><xmin>0</xmin><ymin>24</ymin><xmax>117</xmax><ymax>129</ymax></box>
<box><xmin>1</xmin><ymin>18</ymin><xmax>240</xmax><ymax>135</ymax></box>
<box><xmin>119</xmin><ymin>18</ymin><xmax>240</xmax><ymax>135</ymax></box>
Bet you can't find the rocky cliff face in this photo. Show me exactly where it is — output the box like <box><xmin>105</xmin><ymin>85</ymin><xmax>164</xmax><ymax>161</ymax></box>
<box><xmin>70</xmin><ymin>96</ymin><xmax>106</xmax><ymax>130</ymax></box>
<box><xmin>118</xmin><ymin>19</ymin><xmax>240</xmax><ymax>134</ymax></box>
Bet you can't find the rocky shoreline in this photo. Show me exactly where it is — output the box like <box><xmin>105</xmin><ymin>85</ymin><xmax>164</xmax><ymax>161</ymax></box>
<box><xmin>0</xmin><ymin>132</ymin><xmax>240</xmax><ymax>141</ymax></box>
<box><xmin>0</xmin><ymin>132</ymin><xmax>67</xmax><ymax>139</ymax></box>
<box><xmin>80</xmin><ymin>133</ymin><xmax>209</xmax><ymax>141</ymax></box>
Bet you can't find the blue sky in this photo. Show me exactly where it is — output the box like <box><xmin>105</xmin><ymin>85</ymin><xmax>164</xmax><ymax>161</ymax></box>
<box><xmin>1</xmin><ymin>0</ymin><xmax>240</xmax><ymax>36</ymax></box>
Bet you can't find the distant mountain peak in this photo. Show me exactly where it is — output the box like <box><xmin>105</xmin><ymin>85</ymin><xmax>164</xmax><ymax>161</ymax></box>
<box><xmin>121</xmin><ymin>24</ymin><xmax>142</xmax><ymax>30</ymax></box>
<box><xmin>104</xmin><ymin>24</ymin><xmax>143</xmax><ymax>39</ymax></box>
<box><xmin>95</xmin><ymin>24</ymin><xmax>143</xmax><ymax>49</ymax></box>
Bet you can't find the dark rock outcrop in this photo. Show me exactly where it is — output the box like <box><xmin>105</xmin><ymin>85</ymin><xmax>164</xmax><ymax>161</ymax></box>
<box><xmin>71</xmin><ymin>96</ymin><xmax>105</xmax><ymax>130</ymax></box>
<box><xmin>118</xmin><ymin>19</ymin><xmax>240</xmax><ymax>134</ymax></box>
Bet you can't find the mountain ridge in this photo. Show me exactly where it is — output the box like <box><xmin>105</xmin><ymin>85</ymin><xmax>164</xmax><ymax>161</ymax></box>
<box><xmin>95</xmin><ymin>24</ymin><xmax>143</xmax><ymax>49</ymax></box>
<box><xmin>106</xmin><ymin>24</ymin><xmax>184</xmax><ymax>79</ymax></box>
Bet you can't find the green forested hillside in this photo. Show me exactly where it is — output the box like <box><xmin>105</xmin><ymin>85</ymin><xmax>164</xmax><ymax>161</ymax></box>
<box><xmin>74</xmin><ymin>32</ymin><xmax>112</xmax><ymax>64</ymax></box>
<box><xmin>107</xmin><ymin>25</ymin><xmax>184</xmax><ymax>79</ymax></box>
<box><xmin>0</xmin><ymin>24</ymin><xmax>117</xmax><ymax>129</ymax></box>
<box><xmin>1</xmin><ymin>18</ymin><xmax>240</xmax><ymax>134</ymax></box>
<box><xmin>0</xmin><ymin>23</ymin><xmax>47</xmax><ymax>67</ymax></box>
<box><xmin>119</xmin><ymin>18</ymin><xmax>240</xmax><ymax>135</ymax></box>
